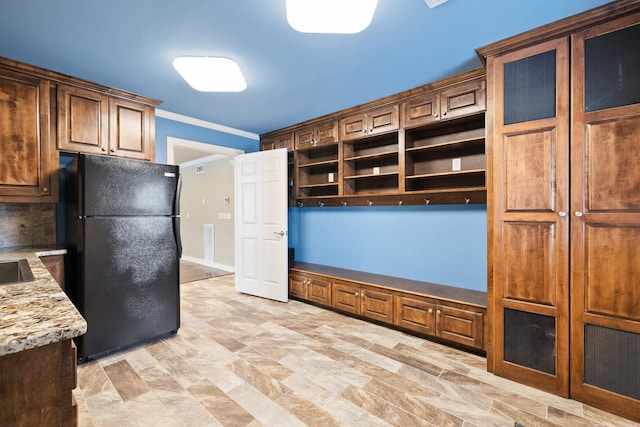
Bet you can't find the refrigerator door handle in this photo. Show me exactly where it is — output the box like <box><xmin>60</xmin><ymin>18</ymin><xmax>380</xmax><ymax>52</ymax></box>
<box><xmin>173</xmin><ymin>217</ymin><xmax>182</xmax><ymax>259</ymax></box>
<box><xmin>174</xmin><ymin>173</ymin><xmax>182</xmax><ymax>216</ymax></box>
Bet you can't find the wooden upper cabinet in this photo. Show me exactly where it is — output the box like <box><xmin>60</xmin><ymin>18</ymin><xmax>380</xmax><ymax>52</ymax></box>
<box><xmin>402</xmin><ymin>91</ymin><xmax>440</xmax><ymax>128</ymax></box>
<box><xmin>58</xmin><ymin>84</ymin><xmax>158</xmax><ymax>161</ymax></box>
<box><xmin>0</xmin><ymin>68</ymin><xmax>57</xmax><ymax>202</ymax></box>
<box><xmin>295</xmin><ymin>120</ymin><xmax>338</xmax><ymax>149</ymax></box>
<box><xmin>440</xmin><ymin>77</ymin><xmax>486</xmax><ymax>121</ymax></box>
<box><xmin>109</xmin><ymin>97</ymin><xmax>154</xmax><ymax>160</ymax></box>
<box><xmin>261</xmin><ymin>131</ymin><xmax>294</xmax><ymax>151</ymax></box>
<box><xmin>340</xmin><ymin>104</ymin><xmax>399</xmax><ymax>141</ymax></box>
<box><xmin>57</xmin><ymin>84</ymin><xmax>109</xmax><ymax>155</ymax></box>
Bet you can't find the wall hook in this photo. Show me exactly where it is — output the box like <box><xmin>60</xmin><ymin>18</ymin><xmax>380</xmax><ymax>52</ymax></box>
<box><xmin>464</xmin><ymin>198</ymin><xmax>471</xmax><ymax>204</ymax></box>
<box><xmin>297</xmin><ymin>201</ymin><xmax>304</xmax><ymax>207</ymax></box>
<box><xmin>398</xmin><ymin>201</ymin><xmax>403</xmax><ymax>206</ymax></box>
<box><xmin>367</xmin><ymin>200</ymin><xmax>373</xmax><ymax>206</ymax></box>
<box><xmin>424</xmin><ymin>199</ymin><xmax>430</xmax><ymax>205</ymax></box>
<box><xmin>341</xmin><ymin>201</ymin><xmax>348</xmax><ymax>207</ymax></box>
<box><xmin>318</xmin><ymin>201</ymin><xmax>324</xmax><ymax>207</ymax></box>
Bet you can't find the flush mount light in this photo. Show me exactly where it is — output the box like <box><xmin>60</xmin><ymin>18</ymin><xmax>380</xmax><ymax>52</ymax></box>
<box><xmin>286</xmin><ymin>0</ymin><xmax>379</xmax><ymax>34</ymax></box>
<box><xmin>172</xmin><ymin>57</ymin><xmax>247</xmax><ymax>92</ymax></box>
<box><xmin>424</xmin><ymin>0</ymin><xmax>448</xmax><ymax>8</ymax></box>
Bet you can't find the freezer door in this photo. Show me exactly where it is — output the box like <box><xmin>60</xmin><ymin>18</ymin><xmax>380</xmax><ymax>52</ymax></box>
<box><xmin>77</xmin><ymin>216</ymin><xmax>180</xmax><ymax>360</ymax></box>
<box><xmin>79</xmin><ymin>154</ymin><xmax>179</xmax><ymax>217</ymax></box>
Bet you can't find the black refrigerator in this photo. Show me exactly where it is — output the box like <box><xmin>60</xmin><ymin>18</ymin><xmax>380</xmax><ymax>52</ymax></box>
<box><xmin>64</xmin><ymin>153</ymin><xmax>181</xmax><ymax>361</ymax></box>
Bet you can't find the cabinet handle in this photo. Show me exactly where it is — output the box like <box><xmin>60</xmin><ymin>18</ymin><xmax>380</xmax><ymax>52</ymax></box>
<box><xmin>101</xmin><ymin>147</ymin><xmax>106</xmax><ymax>152</ymax></box>
<box><xmin>575</xmin><ymin>212</ymin><xmax>583</xmax><ymax>217</ymax></box>
<box><xmin>428</xmin><ymin>308</ymin><xmax>433</xmax><ymax>314</ymax></box>
<box><xmin>41</xmin><ymin>187</ymin><xmax>48</xmax><ymax>193</ymax></box>
<box><xmin>436</xmin><ymin>309</ymin><xmax>441</xmax><ymax>315</ymax></box>
<box><xmin>559</xmin><ymin>211</ymin><xmax>567</xmax><ymax>217</ymax></box>
<box><xmin>432</xmin><ymin>112</ymin><xmax>439</xmax><ymax>118</ymax></box>
<box><xmin>442</xmin><ymin>111</ymin><xmax>447</xmax><ymax>116</ymax></box>
<box><xmin>110</xmin><ymin>149</ymin><xmax>116</xmax><ymax>153</ymax></box>
<box><xmin>355</xmin><ymin>292</ymin><xmax>359</xmax><ymax>296</ymax></box>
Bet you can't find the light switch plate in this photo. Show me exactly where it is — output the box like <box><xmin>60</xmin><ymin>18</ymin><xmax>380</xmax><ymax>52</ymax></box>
<box><xmin>452</xmin><ymin>158</ymin><xmax>461</xmax><ymax>171</ymax></box>
<box><xmin>373</xmin><ymin>166</ymin><xmax>380</xmax><ymax>175</ymax></box>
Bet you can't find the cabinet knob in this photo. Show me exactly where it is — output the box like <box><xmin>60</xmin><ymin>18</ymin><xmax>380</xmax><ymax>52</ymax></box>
<box><xmin>575</xmin><ymin>212</ymin><xmax>583</xmax><ymax>217</ymax></box>
<box><xmin>436</xmin><ymin>309</ymin><xmax>441</xmax><ymax>315</ymax></box>
<box><xmin>355</xmin><ymin>292</ymin><xmax>359</xmax><ymax>296</ymax></box>
<box><xmin>428</xmin><ymin>308</ymin><xmax>433</xmax><ymax>314</ymax></box>
<box><xmin>442</xmin><ymin>111</ymin><xmax>447</xmax><ymax>116</ymax></box>
<box><xmin>110</xmin><ymin>149</ymin><xmax>116</xmax><ymax>153</ymax></box>
<box><xmin>41</xmin><ymin>187</ymin><xmax>48</xmax><ymax>193</ymax></box>
<box><xmin>101</xmin><ymin>147</ymin><xmax>107</xmax><ymax>152</ymax></box>
<box><xmin>559</xmin><ymin>211</ymin><xmax>567</xmax><ymax>217</ymax></box>
<box><xmin>432</xmin><ymin>113</ymin><xmax>439</xmax><ymax>118</ymax></box>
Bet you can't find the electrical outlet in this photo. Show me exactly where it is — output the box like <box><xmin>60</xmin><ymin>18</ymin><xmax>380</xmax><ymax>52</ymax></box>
<box><xmin>452</xmin><ymin>158</ymin><xmax>461</xmax><ymax>171</ymax></box>
<box><xmin>373</xmin><ymin>166</ymin><xmax>380</xmax><ymax>175</ymax></box>
<box><xmin>328</xmin><ymin>172</ymin><xmax>334</xmax><ymax>183</ymax></box>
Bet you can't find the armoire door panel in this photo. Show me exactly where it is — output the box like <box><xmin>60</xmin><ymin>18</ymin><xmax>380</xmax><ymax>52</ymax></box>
<box><xmin>503</xmin><ymin>128</ymin><xmax>555</xmax><ymax>212</ymax></box>
<box><xmin>585</xmin><ymin>115</ymin><xmax>640</xmax><ymax>211</ymax></box>
<box><xmin>583</xmin><ymin>224</ymin><xmax>640</xmax><ymax>321</ymax></box>
<box><xmin>503</xmin><ymin>222</ymin><xmax>557</xmax><ymax>306</ymax></box>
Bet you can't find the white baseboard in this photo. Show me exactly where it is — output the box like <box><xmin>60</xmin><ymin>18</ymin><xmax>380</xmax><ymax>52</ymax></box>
<box><xmin>181</xmin><ymin>255</ymin><xmax>234</xmax><ymax>274</ymax></box>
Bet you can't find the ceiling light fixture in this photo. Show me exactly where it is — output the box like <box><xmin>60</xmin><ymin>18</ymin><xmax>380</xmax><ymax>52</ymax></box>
<box><xmin>172</xmin><ymin>56</ymin><xmax>247</xmax><ymax>92</ymax></box>
<box><xmin>286</xmin><ymin>0</ymin><xmax>379</xmax><ymax>34</ymax></box>
<box><xmin>424</xmin><ymin>0</ymin><xmax>448</xmax><ymax>9</ymax></box>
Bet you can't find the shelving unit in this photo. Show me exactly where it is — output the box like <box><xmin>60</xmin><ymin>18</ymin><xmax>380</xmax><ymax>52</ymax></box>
<box><xmin>404</xmin><ymin>114</ymin><xmax>485</xmax><ymax>193</ymax></box>
<box><xmin>260</xmin><ymin>68</ymin><xmax>487</xmax><ymax>206</ymax></box>
<box><xmin>295</xmin><ymin>143</ymin><xmax>339</xmax><ymax>198</ymax></box>
<box><xmin>342</xmin><ymin>133</ymin><xmax>399</xmax><ymax>195</ymax></box>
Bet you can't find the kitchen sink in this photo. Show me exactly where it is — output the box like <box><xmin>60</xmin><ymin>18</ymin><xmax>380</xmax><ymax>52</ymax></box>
<box><xmin>0</xmin><ymin>259</ymin><xmax>35</xmax><ymax>285</ymax></box>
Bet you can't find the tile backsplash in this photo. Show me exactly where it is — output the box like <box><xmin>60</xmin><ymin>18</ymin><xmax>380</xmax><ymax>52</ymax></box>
<box><xmin>0</xmin><ymin>203</ymin><xmax>56</xmax><ymax>248</ymax></box>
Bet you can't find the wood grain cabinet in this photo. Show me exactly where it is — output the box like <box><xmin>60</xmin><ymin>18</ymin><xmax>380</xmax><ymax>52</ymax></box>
<box><xmin>0</xmin><ymin>67</ymin><xmax>57</xmax><ymax>203</ymax></box>
<box><xmin>0</xmin><ymin>339</ymin><xmax>78</xmax><ymax>426</ymax></box>
<box><xmin>40</xmin><ymin>254</ymin><xmax>65</xmax><ymax>291</ymax></box>
<box><xmin>58</xmin><ymin>84</ymin><xmax>158</xmax><ymax>161</ymax></box>
<box><xmin>480</xmin><ymin>2</ymin><xmax>640</xmax><ymax>421</ymax></box>
<box><xmin>332</xmin><ymin>280</ymin><xmax>394</xmax><ymax>324</ymax></box>
<box><xmin>394</xmin><ymin>294</ymin><xmax>484</xmax><ymax>350</ymax></box>
<box><xmin>340</xmin><ymin>104</ymin><xmax>399</xmax><ymax>141</ymax></box>
<box><xmin>295</xmin><ymin>120</ymin><xmax>338</xmax><ymax>149</ymax></box>
<box><xmin>289</xmin><ymin>271</ymin><xmax>331</xmax><ymax>306</ymax></box>
<box><xmin>261</xmin><ymin>130</ymin><xmax>294</xmax><ymax>152</ymax></box>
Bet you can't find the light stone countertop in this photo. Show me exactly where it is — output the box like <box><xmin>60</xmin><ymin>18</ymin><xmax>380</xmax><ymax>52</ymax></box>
<box><xmin>0</xmin><ymin>247</ymin><xmax>87</xmax><ymax>357</ymax></box>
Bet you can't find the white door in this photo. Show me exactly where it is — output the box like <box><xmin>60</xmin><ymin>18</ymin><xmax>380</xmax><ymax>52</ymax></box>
<box><xmin>234</xmin><ymin>148</ymin><xmax>288</xmax><ymax>302</ymax></box>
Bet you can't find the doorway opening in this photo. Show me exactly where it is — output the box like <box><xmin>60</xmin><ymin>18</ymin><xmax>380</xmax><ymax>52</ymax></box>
<box><xmin>167</xmin><ymin>137</ymin><xmax>243</xmax><ymax>277</ymax></box>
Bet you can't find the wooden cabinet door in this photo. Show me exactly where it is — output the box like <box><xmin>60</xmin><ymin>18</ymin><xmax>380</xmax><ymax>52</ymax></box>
<box><xmin>0</xmin><ymin>69</ymin><xmax>55</xmax><ymax>202</ymax></box>
<box><xmin>394</xmin><ymin>294</ymin><xmax>436</xmax><ymax>335</ymax></box>
<box><xmin>57</xmin><ymin>84</ymin><xmax>109</xmax><ymax>155</ymax></box>
<box><xmin>296</xmin><ymin>121</ymin><xmax>337</xmax><ymax>149</ymax></box>
<box><xmin>361</xmin><ymin>287</ymin><xmax>394</xmax><ymax>323</ymax></box>
<box><xmin>340</xmin><ymin>104</ymin><xmax>399</xmax><ymax>141</ymax></box>
<box><xmin>440</xmin><ymin>77</ymin><xmax>486</xmax><ymax>121</ymax></box>
<box><xmin>308</xmin><ymin>275</ymin><xmax>332</xmax><ymax>306</ymax></box>
<box><xmin>109</xmin><ymin>97</ymin><xmax>154</xmax><ymax>160</ymax></box>
<box><xmin>569</xmin><ymin>16</ymin><xmax>640</xmax><ymax>422</ymax></box>
<box><xmin>436</xmin><ymin>304</ymin><xmax>484</xmax><ymax>350</ymax></box>
<box><xmin>332</xmin><ymin>281</ymin><xmax>360</xmax><ymax>314</ymax></box>
<box><xmin>402</xmin><ymin>92</ymin><xmax>440</xmax><ymax>128</ymax></box>
<box><xmin>275</xmin><ymin>132</ymin><xmax>294</xmax><ymax>151</ymax></box>
<box><xmin>487</xmin><ymin>37</ymin><xmax>570</xmax><ymax>396</ymax></box>
<box><xmin>289</xmin><ymin>273</ymin><xmax>307</xmax><ymax>299</ymax></box>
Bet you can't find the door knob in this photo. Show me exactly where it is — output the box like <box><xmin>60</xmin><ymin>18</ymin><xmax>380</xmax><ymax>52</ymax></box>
<box><xmin>274</xmin><ymin>230</ymin><xmax>286</xmax><ymax>237</ymax></box>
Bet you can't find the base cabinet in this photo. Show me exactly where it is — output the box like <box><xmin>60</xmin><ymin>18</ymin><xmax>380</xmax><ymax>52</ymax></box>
<box><xmin>291</xmin><ymin>263</ymin><xmax>487</xmax><ymax>352</ymax></box>
<box><xmin>289</xmin><ymin>271</ymin><xmax>331</xmax><ymax>306</ymax></box>
<box><xmin>0</xmin><ymin>339</ymin><xmax>78</xmax><ymax>427</ymax></box>
<box><xmin>394</xmin><ymin>294</ymin><xmax>484</xmax><ymax>350</ymax></box>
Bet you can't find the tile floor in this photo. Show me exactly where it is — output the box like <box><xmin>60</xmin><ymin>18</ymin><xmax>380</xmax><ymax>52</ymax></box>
<box><xmin>74</xmin><ymin>275</ymin><xmax>639</xmax><ymax>427</ymax></box>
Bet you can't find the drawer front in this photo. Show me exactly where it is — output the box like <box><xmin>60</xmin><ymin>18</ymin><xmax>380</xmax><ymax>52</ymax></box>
<box><xmin>436</xmin><ymin>304</ymin><xmax>484</xmax><ymax>350</ymax></box>
<box><xmin>361</xmin><ymin>287</ymin><xmax>394</xmax><ymax>323</ymax></box>
<box><xmin>332</xmin><ymin>282</ymin><xmax>360</xmax><ymax>314</ymax></box>
<box><xmin>394</xmin><ymin>294</ymin><xmax>436</xmax><ymax>335</ymax></box>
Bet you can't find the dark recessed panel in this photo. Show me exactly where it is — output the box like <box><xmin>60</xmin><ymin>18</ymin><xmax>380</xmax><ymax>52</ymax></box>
<box><xmin>504</xmin><ymin>308</ymin><xmax>556</xmax><ymax>375</ymax></box>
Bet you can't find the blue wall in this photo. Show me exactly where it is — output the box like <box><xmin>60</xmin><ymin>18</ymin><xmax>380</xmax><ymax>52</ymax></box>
<box><xmin>154</xmin><ymin>116</ymin><xmax>260</xmax><ymax>163</ymax></box>
<box><xmin>289</xmin><ymin>204</ymin><xmax>487</xmax><ymax>291</ymax></box>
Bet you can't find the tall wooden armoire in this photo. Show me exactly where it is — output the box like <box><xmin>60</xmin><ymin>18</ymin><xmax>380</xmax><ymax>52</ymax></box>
<box><xmin>479</xmin><ymin>0</ymin><xmax>640</xmax><ymax>422</ymax></box>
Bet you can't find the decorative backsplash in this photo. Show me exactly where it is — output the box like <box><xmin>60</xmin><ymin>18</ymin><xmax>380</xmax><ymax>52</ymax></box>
<box><xmin>0</xmin><ymin>204</ymin><xmax>56</xmax><ymax>248</ymax></box>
